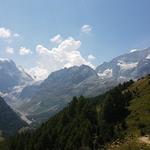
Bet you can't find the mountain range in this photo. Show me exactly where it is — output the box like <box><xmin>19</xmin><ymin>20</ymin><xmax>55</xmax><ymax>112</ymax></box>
<box><xmin>96</xmin><ymin>48</ymin><xmax>150</xmax><ymax>80</ymax></box>
<box><xmin>1</xmin><ymin>47</ymin><xmax>150</xmax><ymax>124</ymax></box>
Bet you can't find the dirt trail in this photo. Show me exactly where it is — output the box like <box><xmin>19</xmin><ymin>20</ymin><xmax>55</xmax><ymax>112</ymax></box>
<box><xmin>139</xmin><ymin>136</ymin><xmax>150</xmax><ymax>144</ymax></box>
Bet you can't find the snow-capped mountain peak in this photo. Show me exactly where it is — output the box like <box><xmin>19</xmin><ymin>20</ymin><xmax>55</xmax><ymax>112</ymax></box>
<box><xmin>0</xmin><ymin>58</ymin><xmax>33</xmax><ymax>92</ymax></box>
<box><xmin>96</xmin><ymin>47</ymin><xmax>150</xmax><ymax>80</ymax></box>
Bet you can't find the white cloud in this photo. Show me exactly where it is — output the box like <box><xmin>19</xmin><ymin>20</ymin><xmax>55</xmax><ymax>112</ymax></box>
<box><xmin>0</xmin><ymin>27</ymin><xmax>11</xmax><ymax>39</ymax></box>
<box><xmin>0</xmin><ymin>27</ymin><xmax>19</xmax><ymax>39</ymax></box>
<box><xmin>81</xmin><ymin>25</ymin><xmax>92</xmax><ymax>33</ymax></box>
<box><xmin>5</xmin><ymin>47</ymin><xmax>14</xmax><ymax>54</ymax></box>
<box><xmin>117</xmin><ymin>60</ymin><xmax>138</xmax><ymax>70</ymax></box>
<box><xmin>19</xmin><ymin>47</ymin><xmax>32</xmax><ymax>55</ymax></box>
<box><xmin>27</xmin><ymin>66</ymin><xmax>48</xmax><ymax>81</ymax></box>
<box><xmin>88</xmin><ymin>54</ymin><xmax>96</xmax><ymax>60</ymax></box>
<box><xmin>36</xmin><ymin>45</ymin><xmax>48</xmax><ymax>54</ymax></box>
<box><xmin>32</xmin><ymin>37</ymin><xmax>94</xmax><ymax>80</ymax></box>
<box><xmin>50</xmin><ymin>34</ymin><xmax>63</xmax><ymax>44</ymax></box>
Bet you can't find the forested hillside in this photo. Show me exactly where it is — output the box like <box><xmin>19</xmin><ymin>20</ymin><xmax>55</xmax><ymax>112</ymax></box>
<box><xmin>2</xmin><ymin>75</ymin><xmax>150</xmax><ymax>150</ymax></box>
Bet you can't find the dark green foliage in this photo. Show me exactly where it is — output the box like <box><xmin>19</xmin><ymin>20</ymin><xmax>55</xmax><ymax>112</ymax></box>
<box><xmin>102</xmin><ymin>87</ymin><xmax>131</xmax><ymax>123</ymax></box>
<box><xmin>0</xmin><ymin>140</ymin><xmax>9</xmax><ymax>150</ymax></box>
<box><xmin>118</xmin><ymin>80</ymin><xmax>134</xmax><ymax>91</ymax></box>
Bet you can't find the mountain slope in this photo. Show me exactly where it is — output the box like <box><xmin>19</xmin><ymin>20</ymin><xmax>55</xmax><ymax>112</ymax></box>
<box><xmin>96</xmin><ymin>48</ymin><xmax>150</xmax><ymax>80</ymax></box>
<box><xmin>7</xmin><ymin>75</ymin><xmax>150</xmax><ymax>150</ymax></box>
<box><xmin>18</xmin><ymin>65</ymin><xmax>100</xmax><ymax>124</ymax></box>
<box><xmin>0</xmin><ymin>58</ymin><xmax>35</xmax><ymax>115</ymax></box>
<box><xmin>0</xmin><ymin>58</ymin><xmax>33</xmax><ymax>92</ymax></box>
<box><xmin>0</xmin><ymin>96</ymin><xmax>27</xmax><ymax>135</ymax></box>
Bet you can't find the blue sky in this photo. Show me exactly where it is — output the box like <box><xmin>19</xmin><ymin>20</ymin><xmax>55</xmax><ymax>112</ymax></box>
<box><xmin>0</xmin><ymin>0</ymin><xmax>150</xmax><ymax>79</ymax></box>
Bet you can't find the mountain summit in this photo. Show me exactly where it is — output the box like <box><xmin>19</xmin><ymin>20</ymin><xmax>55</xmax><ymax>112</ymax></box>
<box><xmin>18</xmin><ymin>65</ymin><xmax>98</xmax><ymax>124</ymax></box>
<box><xmin>0</xmin><ymin>58</ymin><xmax>33</xmax><ymax>92</ymax></box>
<box><xmin>96</xmin><ymin>48</ymin><xmax>150</xmax><ymax>80</ymax></box>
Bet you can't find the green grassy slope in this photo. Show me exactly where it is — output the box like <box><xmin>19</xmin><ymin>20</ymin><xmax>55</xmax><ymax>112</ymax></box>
<box><xmin>126</xmin><ymin>76</ymin><xmax>150</xmax><ymax>136</ymax></box>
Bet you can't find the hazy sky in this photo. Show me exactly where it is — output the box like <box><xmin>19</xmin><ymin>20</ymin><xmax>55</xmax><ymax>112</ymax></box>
<box><xmin>0</xmin><ymin>0</ymin><xmax>150</xmax><ymax>79</ymax></box>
